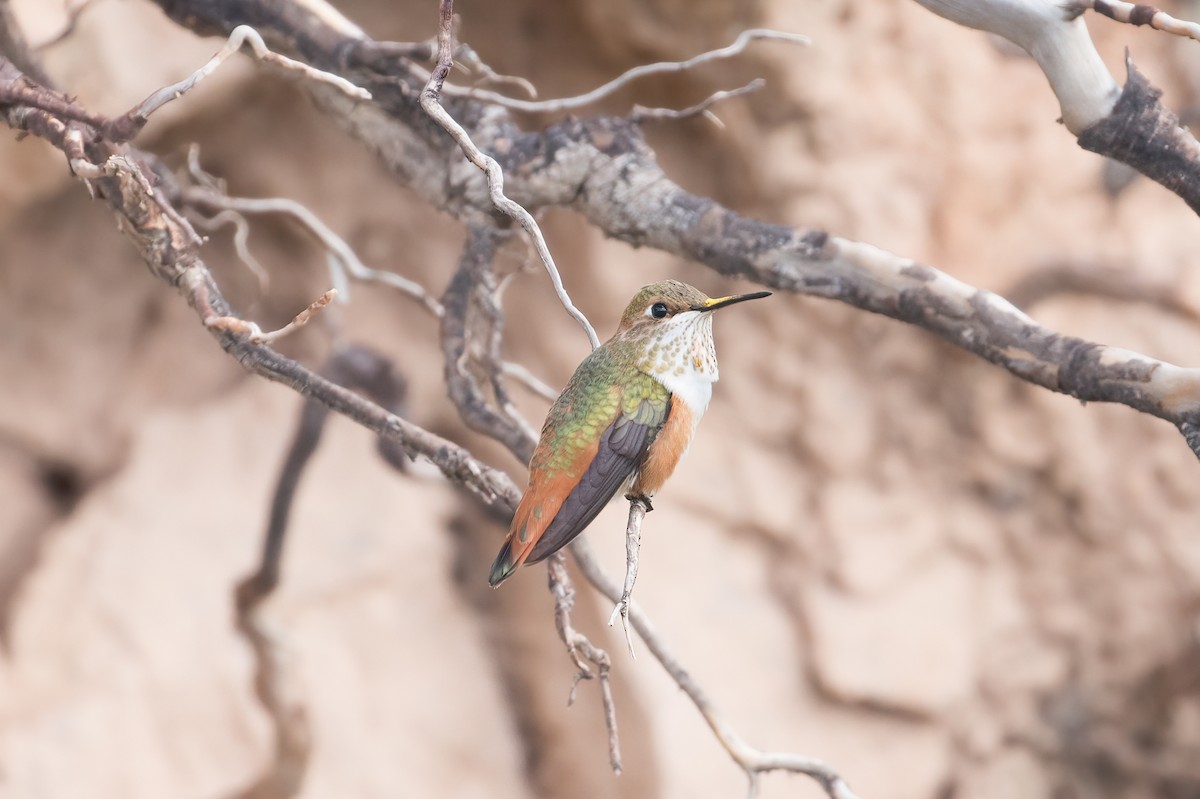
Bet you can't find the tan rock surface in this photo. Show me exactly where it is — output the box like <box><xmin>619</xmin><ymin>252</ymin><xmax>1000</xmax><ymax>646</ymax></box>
<box><xmin>3</xmin><ymin>0</ymin><xmax>1200</xmax><ymax>798</ymax></box>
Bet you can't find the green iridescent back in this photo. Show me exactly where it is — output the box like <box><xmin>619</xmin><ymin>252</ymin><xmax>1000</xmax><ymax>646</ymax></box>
<box><xmin>534</xmin><ymin>341</ymin><xmax>670</xmax><ymax>479</ymax></box>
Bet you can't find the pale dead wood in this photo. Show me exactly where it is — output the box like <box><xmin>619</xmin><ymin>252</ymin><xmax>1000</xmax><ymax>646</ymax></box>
<box><xmin>571</xmin><ymin>538</ymin><xmax>863</xmax><ymax>799</ymax></box>
<box><xmin>418</xmin><ymin>0</ymin><xmax>600</xmax><ymax>350</ymax></box>
<box><xmin>631</xmin><ymin>78</ymin><xmax>765</xmax><ymax>128</ymax></box>
<box><xmin>1073</xmin><ymin>0</ymin><xmax>1200</xmax><ymax>41</ymax></box>
<box><xmin>547</xmin><ymin>553</ymin><xmax>622</xmax><ymax>775</ymax></box>
<box><xmin>206</xmin><ymin>289</ymin><xmax>337</xmax><ymax>344</ymax></box>
<box><xmin>443</xmin><ymin>29</ymin><xmax>807</xmax><ymax>115</ymax></box>
<box><xmin>607</xmin><ymin>497</ymin><xmax>648</xmax><ymax>658</ymax></box>
<box><xmin>134</xmin><ymin>23</ymin><xmax>368</xmax><ymax>123</ymax></box>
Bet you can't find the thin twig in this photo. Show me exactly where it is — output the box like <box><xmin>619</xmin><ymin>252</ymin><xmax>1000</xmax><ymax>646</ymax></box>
<box><xmin>1075</xmin><ymin>0</ymin><xmax>1200</xmax><ymax>41</ymax></box>
<box><xmin>547</xmin><ymin>553</ymin><xmax>621</xmax><ymax>775</ymax></box>
<box><xmin>607</xmin><ymin>497</ymin><xmax>647</xmax><ymax>658</ymax></box>
<box><xmin>206</xmin><ymin>289</ymin><xmax>337</xmax><ymax>344</ymax></box>
<box><xmin>454</xmin><ymin>41</ymin><xmax>538</xmax><ymax>98</ymax></box>
<box><xmin>133</xmin><ymin>24</ymin><xmax>368</xmax><ymax>122</ymax></box>
<box><xmin>189</xmin><ymin>208</ymin><xmax>270</xmax><ymax>291</ymax></box>
<box><xmin>571</xmin><ymin>539</ymin><xmax>862</xmax><ymax>799</ymax></box>
<box><xmin>631</xmin><ymin>78</ymin><xmax>765</xmax><ymax>128</ymax></box>
<box><xmin>183</xmin><ymin>184</ymin><xmax>443</xmax><ymax>315</ymax></box>
<box><xmin>418</xmin><ymin>0</ymin><xmax>600</xmax><ymax>350</ymax></box>
<box><xmin>500</xmin><ymin>360</ymin><xmax>558</xmax><ymax>402</ymax></box>
<box><xmin>446</xmin><ymin>29</ymin><xmax>808</xmax><ymax>114</ymax></box>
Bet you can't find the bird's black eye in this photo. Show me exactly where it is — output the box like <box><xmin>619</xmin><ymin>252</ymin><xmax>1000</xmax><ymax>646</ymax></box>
<box><xmin>650</xmin><ymin>302</ymin><xmax>669</xmax><ymax>319</ymax></box>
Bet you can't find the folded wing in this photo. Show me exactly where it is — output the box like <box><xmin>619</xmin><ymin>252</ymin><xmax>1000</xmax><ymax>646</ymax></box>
<box><xmin>526</xmin><ymin>405</ymin><xmax>661</xmax><ymax>562</ymax></box>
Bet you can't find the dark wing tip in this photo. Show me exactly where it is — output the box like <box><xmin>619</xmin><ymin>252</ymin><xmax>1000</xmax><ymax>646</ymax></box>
<box><xmin>488</xmin><ymin>539</ymin><xmax>519</xmax><ymax>587</ymax></box>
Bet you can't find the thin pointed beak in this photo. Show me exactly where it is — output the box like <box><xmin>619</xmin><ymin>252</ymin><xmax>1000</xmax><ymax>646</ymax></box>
<box><xmin>693</xmin><ymin>290</ymin><xmax>772</xmax><ymax>312</ymax></box>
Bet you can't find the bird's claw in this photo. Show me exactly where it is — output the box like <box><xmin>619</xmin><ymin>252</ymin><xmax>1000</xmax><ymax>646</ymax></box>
<box><xmin>624</xmin><ymin>493</ymin><xmax>653</xmax><ymax>512</ymax></box>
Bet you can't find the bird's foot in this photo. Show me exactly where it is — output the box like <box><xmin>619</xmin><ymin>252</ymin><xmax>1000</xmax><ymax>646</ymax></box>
<box><xmin>625</xmin><ymin>493</ymin><xmax>653</xmax><ymax>512</ymax></box>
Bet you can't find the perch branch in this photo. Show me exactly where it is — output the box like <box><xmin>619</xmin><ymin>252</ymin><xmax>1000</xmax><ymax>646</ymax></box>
<box><xmin>607</xmin><ymin>497</ymin><xmax>648</xmax><ymax>658</ymax></box>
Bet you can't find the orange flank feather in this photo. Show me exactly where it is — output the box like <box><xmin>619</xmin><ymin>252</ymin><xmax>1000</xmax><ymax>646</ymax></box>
<box><xmin>632</xmin><ymin>395</ymin><xmax>693</xmax><ymax>497</ymax></box>
<box><xmin>490</xmin><ymin>434</ymin><xmax>600</xmax><ymax>582</ymax></box>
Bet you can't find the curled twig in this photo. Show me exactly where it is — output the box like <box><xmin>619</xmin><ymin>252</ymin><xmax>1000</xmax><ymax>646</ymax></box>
<box><xmin>129</xmin><ymin>24</ymin><xmax>368</xmax><ymax>131</ymax></box>
<box><xmin>631</xmin><ymin>78</ymin><xmax>765</xmax><ymax>128</ymax></box>
<box><xmin>182</xmin><ymin>173</ymin><xmax>442</xmax><ymax>314</ymax></box>
<box><xmin>447</xmin><ymin>29</ymin><xmax>807</xmax><ymax>115</ymax></box>
<box><xmin>418</xmin><ymin>0</ymin><xmax>600</xmax><ymax>350</ymax></box>
<box><xmin>189</xmin><ymin>208</ymin><xmax>271</xmax><ymax>292</ymax></box>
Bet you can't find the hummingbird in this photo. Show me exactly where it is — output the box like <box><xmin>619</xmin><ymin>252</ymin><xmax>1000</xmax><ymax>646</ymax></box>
<box><xmin>488</xmin><ymin>279</ymin><xmax>770</xmax><ymax>587</ymax></box>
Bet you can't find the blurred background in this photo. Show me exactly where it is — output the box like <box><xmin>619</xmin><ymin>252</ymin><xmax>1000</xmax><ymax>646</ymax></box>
<box><xmin>3</xmin><ymin>0</ymin><xmax>1200</xmax><ymax>797</ymax></box>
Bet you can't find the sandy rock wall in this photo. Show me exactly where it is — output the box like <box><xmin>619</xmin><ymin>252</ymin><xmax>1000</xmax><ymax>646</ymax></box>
<box><xmin>2</xmin><ymin>1</ymin><xmax>1200</xmax><ymax>798</ymax></box>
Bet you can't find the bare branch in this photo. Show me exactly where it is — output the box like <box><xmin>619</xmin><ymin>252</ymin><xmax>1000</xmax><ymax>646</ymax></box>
<box><xmin>500</xmin><ymin>360</ymin><xmax>559</xmax><ymax>403</ymax></box>
<box><xmin>547</xmin><ymin>553</ymin><xmax>621</xmax><ymax>775</ymax></box>
<box><xmin>1075</xmin><ymin>0</ymin><xmax>1200</xmax><ymax>42</ymax></box>
<box><xmin>231</xmin><ymin>344</ymin><xmax>411</xmax><ymax>799</ymax></box>
<box><xmin>1077</xmin><ymin>56</ymin><xmax>1200</xmax><ymax>216</ymax></box>
<box><xmin>206</xmin><ymin>289</ymin><xmax>337</xmax><ymax>344</ymax></box>
<box><xmin>133</xmin><ymin>24</ymin><xmax>368</xmax><ymax>123</ymax></box>
<box><xmin>447</xmin><ymin>29</ymin><xmax>807</xmax><ymax>115</ymax></box>
<box><xmin>912</xmin><ymin>0</ymin><xmax>1120</xmax><ymax>133</ymax></box>
<box><xmin>453</xmin><ymin>40</ymin><xmax>538</xmax><ymax>98</ymax></box>
<box><xmin>189</xmin><ymin>208</ymin><xmax>271</xmax><ymax>292</ymax></box>
<box><xmin>440</xmin><ymin>228</ymin><xmax>539</xmax><ymax>462</ymax></box>
<box><xmin>571</xmin><ymin>539</ymin><xmax>862</xmax><ymax>799</ymax></box>
<box><xmin>631</xmin><ymin>78</ymin><xmax>765</xmax><ymax>127</ymax></box>
<box><xmin>607</xmin><ymin>497</ymin><xmax>648</xmax><ymax>658</ymax></box>
<box><xmin>417</xmin><ymin>0</ymin><xmax>600</xmax><ymax>350</ymax></box>
<box><xmin>182</xmin><ymin>183</ymin><xmax>443</xmax><ymax>315</ymax></box>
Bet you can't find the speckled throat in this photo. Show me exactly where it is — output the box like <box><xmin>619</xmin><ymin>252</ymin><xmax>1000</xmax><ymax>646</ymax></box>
<box><xmin>630</xmin><ymin>310</ymin><xmax>719</xmax><ymax>422</ymax></box>
<box><xmin>635</xmin><ymin>310</ymin><xmax>719</xmax><ymax>382</ymax></box>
